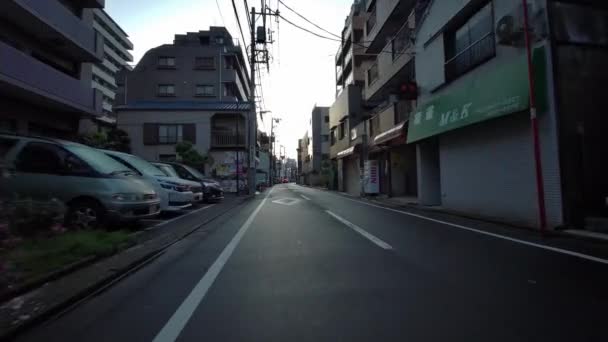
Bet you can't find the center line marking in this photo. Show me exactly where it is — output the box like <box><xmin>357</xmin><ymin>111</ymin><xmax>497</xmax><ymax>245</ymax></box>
<box><xmin>326</xmin><ymin>210</ymin><xmax>393</xmax><ymax>250</ymax></box>
<box><xmin>300</xmin><ymin>195</ymin><xmax>311</xmax><ymax>201</ymax></box>
<box><xmin>152</xmin><ymin>189</ymin><xmax>272</xmax><ymax>342</ymax></box>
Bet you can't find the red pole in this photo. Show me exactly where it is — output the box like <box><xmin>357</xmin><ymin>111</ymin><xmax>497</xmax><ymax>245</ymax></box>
<box><xmin>522</xmin><ymin>0</ymin><xmax>547</xmax><ymax>232</ymax></box>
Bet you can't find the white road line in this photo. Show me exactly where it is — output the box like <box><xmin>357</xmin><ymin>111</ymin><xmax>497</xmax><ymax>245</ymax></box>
<box><xmin>326</xmin><ymin>210</ymin><xmax>393</xmax><ymax>250</ymax></box>
<box><xmin>329</xmin><ymin>193</ymin><xmax>608</xmax><ymax>266</ymax></box>
<box><xmin>152</xmin><ymin>191</ymin><xmax>271</xmax><ymax>342</ymax></box>
<box><xmin>300</xmin><ymin>194</ymin><xmax>311</xmax><ymax>201</ymax></box>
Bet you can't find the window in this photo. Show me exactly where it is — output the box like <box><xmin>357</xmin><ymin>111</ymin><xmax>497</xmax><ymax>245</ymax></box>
<box><xmin>330</xmin><ymin>129</ymin><xmax>337</xmax><ymax>146</ymax></box>
<box><xmin>16</xmin><ymin>143</ymin><xmax>67</xmax><ymax>174</ymax></box>
<box><xmin>223</xmin><ymin>83</ymin><xmax>237</xmax><ymax>97</ymax></box>
<box><xmin>174</xmin><ymin>164</ymin><xmax>200</xmax><ymax>181</ymax></box>
<box><xmin>215</xmin><ymin>36</ymin><xmax>224</xmax><ymax>44</ymax></box>
<box><xmin>394</xmin><ymin>101</ymin><xmax>411</xmax><ymax>124</ymax></box>
<box><xmin>157</xmin><ymin>84</ymin><xmax>176</xmax><ymax>97</ymax></box>
<box><xmin>199</xmin><ymin>36</ymin><xmax>210</xmax><ymax>45</ymax></box>
<box><xmin>392</xmin><ymin>23</ymin><xmax>412</xmax><ymax>60</ymax></box>
<box><xmin>444</xmin><ymin>2</ymin><xmax>495</xmax><ymax>81</ymax></box>
<box><xmin>367</xmin><ymin>62</ymin><xmax>378</xmax><ymax>85</ymax></box>
<box><xmin>366</xmin><ymin>3</ymin><xmax>377</xmax><ymax>34</ymax></box>
<box><xmin>224</xmin><ymin>56</ymin><xmax>236</xmax><ymax>69</ymax></box>
<box><xmin>158</xmin><ymin>125</ymin><xmax>183</xmax><ymax>144</ymax></box>
<box><xmin>370</xmin><ymin>115</ymin><xmax>380</xmax><ymax>137</ymax></box>
<box><xmin>195</xmin><ymin>57</ymin><xmax>215</xmax><ymax>70</ymax></box>
<box><xmin>338</xmin><ymin>122</ymin><xmax>346</xmax><ymax>140</ymax></box>
<box><xmin>322</xmin><ymin>135</ymin><xmax>329</xmax><ymax>142</ymax></box>
<box><xmin>324</xmin><ymin>116</ymin><xmax>329</xmax><ymax>123</ymax></box>
<box><xmin>158</xmin><ymin>56</ymin><xmax>176</xmax><ymax>68</ymax></box>
<box><xmin>195</xmin><ymin>84</ymin><xmax>215</xmax><ymax>97</ymax></box>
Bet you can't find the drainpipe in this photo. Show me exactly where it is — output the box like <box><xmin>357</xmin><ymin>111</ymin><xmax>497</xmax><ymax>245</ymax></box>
<box><xmin>523</xmin><ymin>0</ymin><xmax>547</xmax><ymax>232</ymax></box>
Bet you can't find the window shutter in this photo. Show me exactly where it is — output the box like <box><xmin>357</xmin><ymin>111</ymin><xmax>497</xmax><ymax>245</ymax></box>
<box><xmin>183</xmin><ymin>124</ymin><xmax>196</xmax><ymax>144</ymax></box>
<box><xmin>143</xmin><ymin>123</ymin><xmax>158</xmax><ymax>145</ymax></box>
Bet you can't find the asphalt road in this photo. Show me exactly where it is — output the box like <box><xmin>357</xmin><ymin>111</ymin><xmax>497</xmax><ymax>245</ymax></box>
<box><xmin>16</xmin><ymin>184</ymin><xmax>608</xmax><ymax>341</ymax></box>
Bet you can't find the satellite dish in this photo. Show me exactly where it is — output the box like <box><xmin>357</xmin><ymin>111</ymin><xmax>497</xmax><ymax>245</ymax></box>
<box><xmin>496</xmin><ymin>15</ymin><xmax>515</xmax><ymax>45</ymax></box>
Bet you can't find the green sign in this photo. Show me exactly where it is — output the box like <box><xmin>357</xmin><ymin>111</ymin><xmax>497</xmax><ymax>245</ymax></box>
<box><xmin>407</xmin><ymin>47</ymin><xmax>547</xmax><ymax>143</ymax></box>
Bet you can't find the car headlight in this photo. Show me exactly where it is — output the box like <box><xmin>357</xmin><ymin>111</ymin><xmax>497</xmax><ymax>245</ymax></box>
<box><xmin>112</xmin><ymin>193</ymin><xmax>141</xmax><ymax>201</ymax></box>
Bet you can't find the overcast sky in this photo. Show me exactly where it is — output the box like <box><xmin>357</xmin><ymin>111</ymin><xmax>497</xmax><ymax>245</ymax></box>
<box><xmin>106</xmin><ymin>0</ymin><xmax>353</xmax><ymax>158</ymax></box>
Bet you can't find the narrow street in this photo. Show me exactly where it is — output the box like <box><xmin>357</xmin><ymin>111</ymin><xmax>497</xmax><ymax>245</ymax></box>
<box><xmin>17</xmin><ymin>184</ymin><xmax>608</xmax><ymax>342</ymax></box>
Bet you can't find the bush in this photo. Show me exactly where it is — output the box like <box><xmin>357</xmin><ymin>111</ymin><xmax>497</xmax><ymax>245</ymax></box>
<box><xmin>2</xmin><ymin>198</ymin><xmax>66</xmax><ymax>238</ymax></box>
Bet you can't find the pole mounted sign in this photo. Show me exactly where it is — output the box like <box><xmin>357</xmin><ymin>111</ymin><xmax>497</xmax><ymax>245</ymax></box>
<box><xmin>407</xmin><ymin>47</ymin><xmax>547</xmax><ymax>143</ymax></box>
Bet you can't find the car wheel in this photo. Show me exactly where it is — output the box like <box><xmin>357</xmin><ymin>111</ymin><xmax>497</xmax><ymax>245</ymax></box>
<box><xmin>66</xmin><ymin>200</ymin><xmax>105</xmax><ymax>230</ymax></box>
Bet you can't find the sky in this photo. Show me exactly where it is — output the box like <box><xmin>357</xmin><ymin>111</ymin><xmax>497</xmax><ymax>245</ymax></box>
<box><xmin>106</xmin><ymin>0</ymin><xmax>353</xmax><ymax>158</ymax></box>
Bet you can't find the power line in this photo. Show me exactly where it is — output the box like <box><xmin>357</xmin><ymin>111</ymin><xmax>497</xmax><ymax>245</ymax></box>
<box><xmin>231</xmin><ymin>0</ymin><xmax>248</xmax><ymax>53</ymax></box>
<box><xmin>278</xmin><ymin>0</ymin><xmax>341</xmax><ymax>39</ymax></box>
<box><xmin>215</xmin><ymin>0</ymin><xmax>227</xmax><ymax>26</ymax></box>
<box><xmin>278</xmin><ymin>13</ymin><xmax>343</xmax><ymax>42</ymax></box>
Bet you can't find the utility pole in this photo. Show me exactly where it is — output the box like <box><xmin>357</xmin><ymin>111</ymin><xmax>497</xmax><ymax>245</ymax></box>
<box><xmin>248</xmin><ymin>6</ymin><xmax>257</xmax><ymax>195</ymax></box>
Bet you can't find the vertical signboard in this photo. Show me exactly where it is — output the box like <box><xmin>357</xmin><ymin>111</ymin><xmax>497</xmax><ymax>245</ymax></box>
<box><xmin>364</xmin><ymin>160</ymin><xmax>379</xmax><ymax>194</ymax></box>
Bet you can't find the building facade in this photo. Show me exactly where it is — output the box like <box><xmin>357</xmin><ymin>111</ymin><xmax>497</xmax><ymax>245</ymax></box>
<box><xmin>88</xmin><ymin>8</ymin><xmax>134</xmax><ymax>128</ymax></box>
<box><xmin>329</xmin><ymin>0</ymin><xmax>376</xmax><ymax>195</ymax></box>
<box><xmin>363</xmin><ymin>0</ymin><xmax>421</xmax><ymax>199</ymax></box>
<box><xmin>115</xmin><ymin>27</ymin><xmax>252</xmax><ymax>193</ymax></box>
<box><xmin>408</xmin><ymin>0</ymin><xmax>608</xmax><ymax>230</ymax></box>
<box><xmin>301</xmin><ymin>106</ymin><xmax>330</xmax><ymax>186</ymax></box>
<box><xmin>0</xmin><ymin>0</ymin><xmax>105</xmax><ymax>138</ymax></box>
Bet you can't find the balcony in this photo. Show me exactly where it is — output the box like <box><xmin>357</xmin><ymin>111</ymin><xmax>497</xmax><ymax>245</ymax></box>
<box><xmin>365</xmin><ymin>0</ymin><xmax>417</xmax><ymax>54</ymax></box>
<box><xmin>445</xmin><ymin>33</ymin><xmax>496</xmax><ymax>82</ymax></box>
<box><xmin>0</xmin><ymin>40</ymin><xmax>98</xmax><ymax>115</ymax></box>
<box><xmin>211</xmin><ymin>131</ymin><xmax>246</xmax><ymax>148</ymax></box>
<box><xmin>0</xmin><ymin>0</ymin><xmax>104</xmax><ymax>62</ymax></box>
<box><xmin>364</xmin><ymin>15</ymin><xmax>415</xmax><ymax>102</ymax></box>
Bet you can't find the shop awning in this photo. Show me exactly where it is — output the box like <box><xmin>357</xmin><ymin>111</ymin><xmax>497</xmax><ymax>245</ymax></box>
<box><xmin>406</xmin><ymin>47</ymin><xmax>548</xmax><ymax>143</ymax></box>
<box><xmin>337</xmin><ymin>145</ymin><xmax>357</xmax><ymax>159</ymax></box>
<box><xmin>374</xmin><ymin>122</ymin><xmax>407</xmax><ymax>145</ymax></box>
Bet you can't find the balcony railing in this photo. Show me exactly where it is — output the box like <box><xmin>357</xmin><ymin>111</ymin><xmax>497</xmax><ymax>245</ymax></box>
<box><xmin>366</xmin><ymin>5</ymin><xmax>377</xmax><ymax>34</ymax></box>
<box><xmin>445</xmin><ymin>33</ymin><xmax>496</xmax><ymax>81</ymax></box>
<box><xmin>211</xmin><ymin>131</ymin><xmax>246</xmax><ymax>147</ymax></box>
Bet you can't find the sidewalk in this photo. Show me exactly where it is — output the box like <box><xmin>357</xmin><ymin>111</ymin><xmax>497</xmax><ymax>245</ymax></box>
<box><xmin>0</xmin><ymin>194</ymin><xmax>253</xmax><ymax>340</ymax></box>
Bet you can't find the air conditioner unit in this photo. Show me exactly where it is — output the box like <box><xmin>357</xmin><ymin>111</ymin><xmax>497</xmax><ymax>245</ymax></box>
<box><xmin>496</xmin><ymin>3</ymin><xmax>535</xmax><ymax>47</ymax></box>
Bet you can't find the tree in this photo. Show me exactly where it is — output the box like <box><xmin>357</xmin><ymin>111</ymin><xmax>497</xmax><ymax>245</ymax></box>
<box><xmin>175</xmin><ymin>141</ymin><xmax>213</xmax><ymax>168</ymax></box>
<box><xmin>80</xmin><ymin>128</ymin><xmax>131</xmax><ymax>153</ymax></box>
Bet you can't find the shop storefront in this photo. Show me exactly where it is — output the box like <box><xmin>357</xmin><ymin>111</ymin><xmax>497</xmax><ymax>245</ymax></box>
<box><xmin>336</xmin><ymin>145</ymin><xmax>360</xmax><ymax>196</ymax></box>
<box><xmin>409</xmin><ymin>45</ymin><xmax>564</xmax><ymax>229</ymax></box>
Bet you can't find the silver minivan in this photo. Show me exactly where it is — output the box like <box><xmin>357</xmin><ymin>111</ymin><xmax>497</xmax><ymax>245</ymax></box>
<box><xmin>0</xmin><ymin>134</ymin><xmax>161</xmax><ymax>229</ymax></box>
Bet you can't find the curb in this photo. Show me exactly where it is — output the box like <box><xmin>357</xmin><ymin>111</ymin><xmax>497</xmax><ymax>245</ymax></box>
<box><xmin>0</xmin><ymin>196</ymin><xmax>254</xmax><ymax>341</ymax></box>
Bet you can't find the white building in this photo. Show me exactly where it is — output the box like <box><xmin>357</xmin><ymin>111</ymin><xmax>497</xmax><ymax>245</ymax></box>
<box><xmin>90</xmin><ymin>9</ymin><xmax>133</xmax><ymax>126</ymax></box>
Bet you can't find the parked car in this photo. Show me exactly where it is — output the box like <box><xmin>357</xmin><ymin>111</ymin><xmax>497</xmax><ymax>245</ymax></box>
<box><xmin>101</xmin><ymin>150</ymin><xmax>201</xmax><ymax>211</ymax></box>
<box><xmin>0</xmin><ymin>134</ymin><xmax>161</xmax><ymax>229</ymax></box>
<box><xmin>151</xmin><ymin>162</ymin><xmax>205</xmax><ymax>202</ymax></box>
<box><xmin>151</xmin><ymin>162</ymin><xmax>224</xmax><ymax>203</ymax></box>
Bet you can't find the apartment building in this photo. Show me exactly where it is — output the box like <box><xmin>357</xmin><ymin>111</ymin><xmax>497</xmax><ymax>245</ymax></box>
<box><xmin>89</xmin><ymin>8</ymin><xmax>133</xmax><ymax>127</ymax></box>
<box><xmin>115</xmin><ymin>27</ymin><xmax>252</xmax><ymax>192</ymax></box>
<box><xmin>363</xmin><ymin>0</ymin><xmax>421</xmax><ymax>199</ymax></box>
<box><xmin>329</xmin><ymin>0</ymin><xmax>376</xmax><ymax>195</ymax></box>
<box><xmin>0</xmin><ymin>0</ymin><xmax>105</xmax><ymax>138</ymax></box>
<box><xmin>300</xmin><ymin>106</ymin><xmax>330</xmax><ymax>186</ymax></box>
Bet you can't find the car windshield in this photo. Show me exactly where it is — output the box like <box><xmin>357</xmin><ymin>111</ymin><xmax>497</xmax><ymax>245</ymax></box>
<box><xmin>65</xmin><ymin>145</ymin><xmax>132</xmax><ymax>175</ymax></box>
<box><xmin>113</xmin><ymin>153</ymin><xmax>166</xmax><ymax>177</ymax></box>
<box><xmin>156</xmin><ymin>164</ymin><xmax>179</xmax><ymax>178</ymax></box>
<box><xmin>182</xmin><ymin>164</ymin><xmax>205</xmax><ymax>180</ymax></box>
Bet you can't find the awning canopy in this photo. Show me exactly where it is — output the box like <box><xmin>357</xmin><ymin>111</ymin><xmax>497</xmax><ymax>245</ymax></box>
<box><xmin>337</xmin><ymin>145</ymin><xmax>358</xmax><ymax>159</ymax></box>
<box><xmin>374</xmin><ymin>121</ymin><xmax>407</xmax><ymax>145</ymax></box>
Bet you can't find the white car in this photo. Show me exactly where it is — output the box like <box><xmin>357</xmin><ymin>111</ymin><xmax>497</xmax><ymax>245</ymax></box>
<box><xmin>102</xmin><ymin>150</ymin><xmax>201</xmax><ymax>211</ymax></box>
<box><xmin>151</xmin><ymin>162</ymin><xmax>204</xmax><ymax>202</ymax></box>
